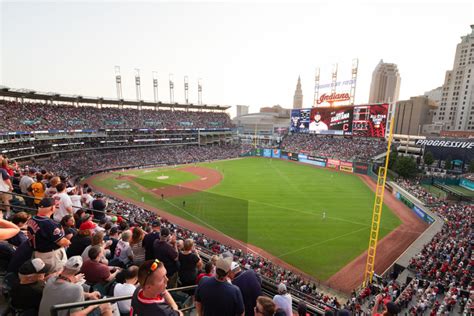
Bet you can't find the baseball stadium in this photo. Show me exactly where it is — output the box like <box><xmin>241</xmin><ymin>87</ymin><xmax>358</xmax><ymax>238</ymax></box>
<box><xmin>0</xmin><ymin>87</ymin><xmax>472</xmax><ymax>316</ymax></box>
<box><xmin>1</xmin><ymin>5</ymin><xmax>473</xmax><ymax>315</ymax></box>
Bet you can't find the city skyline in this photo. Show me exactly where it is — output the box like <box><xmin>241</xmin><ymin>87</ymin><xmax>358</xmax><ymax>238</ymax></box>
<box><xmin>1</xmin><ymin>1</ymin><xmax>473</xmax><ymax>117</ymax></box>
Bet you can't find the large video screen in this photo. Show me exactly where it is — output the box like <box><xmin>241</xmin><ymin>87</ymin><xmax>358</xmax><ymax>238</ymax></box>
<box><xmin>290</xmin><ymin>104</ymin><xmax>388</xmax><ymax>138</ymax></box>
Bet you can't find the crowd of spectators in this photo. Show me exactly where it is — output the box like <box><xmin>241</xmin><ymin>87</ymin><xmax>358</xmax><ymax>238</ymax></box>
<box><xmin>30</xmin><ymin>144</ymin><xmax>244</xmax><ymax>177</ymax></box>
<box><xmin>279</xmin><ymin>134</ymin><xmax>387</xmax><ymax>162</ymax></box>
<box><xmin>0</xmin><ymin>101</ymin><xmax>233</xmax><ymax>132</ymax></box>
<box><xmin>345</xmin><ymin>180</ymin><xmax>472</xmax><ymax>315</ymax></box>
<box><xmin>395</xmin><ymin>178</ymin><xmax>442</xmax><ymax>206</ymax></box>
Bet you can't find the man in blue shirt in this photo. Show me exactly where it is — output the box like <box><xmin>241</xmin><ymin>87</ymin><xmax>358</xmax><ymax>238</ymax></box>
<box><xmin>26</xmin><ymin>197</ymin><xmax>70</xmax><ymax>273</ymax></box>
<box><xmin>195</xmin><ymin>256</ymin><xmax>244</xmax><ymax>316</ymax></box>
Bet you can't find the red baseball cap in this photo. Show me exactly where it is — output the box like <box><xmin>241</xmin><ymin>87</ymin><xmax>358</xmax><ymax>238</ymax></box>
<box><xmin>79</xmin><ymin>220</ymin><xmax>97</xmax><ymax>231</ymax></box>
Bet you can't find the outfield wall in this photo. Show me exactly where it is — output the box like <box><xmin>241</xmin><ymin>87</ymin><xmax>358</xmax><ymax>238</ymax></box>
<box><xmin>245</xmin><ymin>148</ymin><xmax>372</xmax><ymax>174</ymax></box>
<box><xmin>386</xmin><ymin>182</ymin><xmax>436</xmax><ymax>225</ymax></box>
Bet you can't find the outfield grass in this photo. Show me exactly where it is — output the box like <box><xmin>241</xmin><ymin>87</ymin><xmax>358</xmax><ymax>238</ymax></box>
<box><xmin>91</xmin><ymin>157</ymin><xmax>401</xmax><ymax>280</ymax></box>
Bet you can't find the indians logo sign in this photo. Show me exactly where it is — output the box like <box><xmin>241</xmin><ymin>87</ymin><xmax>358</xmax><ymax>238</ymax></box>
<box><xmin>316</xmin><ymin>93</ymin><xmax>351</xmax><ymax>105</ymax></box>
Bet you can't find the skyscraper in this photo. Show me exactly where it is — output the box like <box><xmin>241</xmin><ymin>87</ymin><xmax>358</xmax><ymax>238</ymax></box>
<box><xmin>293</xmin><ymin>76</ymin><xmax>303</xmax><ymax>109</ymax></box>
<box><xmin>368</xmin><ymin>60</ymin><xmax>401</xmax><ymax>104</ymax></box>
<box><xmin>236</xmin><ymin>105</ymin><xmax>249</xmax><ymax>117</ymax></box>
<box><xmin>432</xmin><ymin>25</ymin><xmax>474</xmax><ymax>131</ymax></box>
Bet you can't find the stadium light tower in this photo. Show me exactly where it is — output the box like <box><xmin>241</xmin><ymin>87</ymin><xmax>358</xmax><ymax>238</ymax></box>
<box><xmin>313</xmin><ymin>67</ymin><xmax>320</xmax><ymax>107</ymax></box>
<box><xmin>152</xmin><ymin>71</ymin><xmax>159</xmax><ymax>103</ymax></box>
<box><xmin>330</xmin><ymin>63</ymin><xmax>338</xmax><ymax>96</ymax></box>
<box><xmin>198</xmin><ymin>78</ymin><xmax>203</xmax><ymax>105</ymax></box>
<box><xmin>114</xmin><ymin>66</ymin><xmax>123</xmax><ymax>100</ymax></box>
<box><xmin>184</xmin><ymin>76</ymin><xmax>189</xmax><ymax>104</ymax></box>
<box><xmin>350</xmin><ymin>58</ymin><xmax>359</xmax><ymax>105</ymax></box>
<box><xmin>169</xmin><ymin>73</ymin><xmax>175</xmax><ymax>104</ymax></box>
<box><xmin>134</xmin><ymin>68</ymin><xmax>142</xmax><ymax>101</ymax></box>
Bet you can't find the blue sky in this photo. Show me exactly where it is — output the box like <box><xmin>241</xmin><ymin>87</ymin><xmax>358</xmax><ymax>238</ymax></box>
<box><xmin>1</xmin><ymin>1</ymin><xmax>473</xmax><ymax>116</ymax></box>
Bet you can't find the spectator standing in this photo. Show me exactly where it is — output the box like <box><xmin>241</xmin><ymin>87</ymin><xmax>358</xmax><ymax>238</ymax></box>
<box><xmin>91</xmin><ymin>193</ymin><xmax>108</xmax><ymax>221</ymax></box>
<box><xmin>26</xmin><ymin>197</ymin><xmax>70</xmax><ymax>273</ymax></box>
<box><xmin>67</xmin><ymin>186</ymin><xmax>82</xmax><ymax>213</ymax></box>
<box><xmin>44</xmin><ymin>176</ymin><xmax>60</xmax><ymax>198</ymax></box>
<box><xmin>130</xmin><ymin>227</ymin><xmax>146</xmax><ymax>266</ymax></box>
<box><xmin>195</xmin><ymin>256</ymin><xmax>244</xmax><ymax>316</ymax></box>
<box><xmin>28</xmin><ymin>173</ymin><xmax>46</xmax><ymax>208</ymax></box>
<box><xmin>0</xmin><ymin>167</ymin><xmax>14</xmax><ymax>218</ymax></box>
<box><xmin>142</xmin><ymin>220</ymin><xmax>160</xmax><ymax>260</ymax></box>
<box><xmin>130</xmin><ymin>259</ymin><xmax>182</xmax><ymax>315</ymax></box>
<box><xmin>178</xmin><ymin>238</ymin><xmax>202</xmax><ymax>289</ymax></box>
<box><xmin>153</xmin><ymin>227</ymin><xmax>179</xmax><ymax>288</ymax></box>
<box><xmin>53</xmin><ymin>182</ymin><xmax>73</xmax><ymax>222</ymax></box>
<box><xmin>19</xmin><ymin>168</ymin><xmax>35</xmax><ymax>208</ymax></box>
<box><xmin>114</xmin><ymin>230</ymin><xmax>133</xmax><ymax>267</ymax></box>
<box><xmin>273</xmin><ymin>283</ymin><xmax>293</xmax><ymax>316</ymax></box>
<box><xmin>229</xmin><ymin>261</ymin><xmax>262</xmax><ymax>316</ymax></box>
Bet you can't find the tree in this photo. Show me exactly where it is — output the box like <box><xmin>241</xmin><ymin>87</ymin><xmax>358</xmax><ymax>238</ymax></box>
<box><xmin>444</xmin><ymin>156</ymin><xmax>452</xmax><ymax>170</ymax></box>
<box><xmin>388</xmin><ymin>150</ymin><xmax>398</xmax><ymax>170</ymax></box>
<box><xmin>423</xmin><ymin>151</ymin><xmax>434</xmax><ymax>166</ymax></box>
<box><xmin>468</xmin><ymin>159</ymin><xmax>474</xmax><ymax>173</ymax></box>
<box><xmin>394</xmin><ymin>156</ymin><xmax>418</xmax><ymax>178</ymax></box>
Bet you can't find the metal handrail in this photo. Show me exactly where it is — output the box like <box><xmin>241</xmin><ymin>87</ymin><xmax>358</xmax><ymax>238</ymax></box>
<box><xmin>50</xmin><ymin>285</ymin><xmax>197</xmax><ymax>316</ymax></box>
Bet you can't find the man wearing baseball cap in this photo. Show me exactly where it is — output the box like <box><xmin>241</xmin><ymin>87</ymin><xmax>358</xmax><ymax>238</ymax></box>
<box><xmin>39</xmin><ymin>256</ymin><xmax>112</xmax><ymax>316</ymax></box>
<box><xmin>195</xmin><ymin>256</ymin><xmax>244</xmax><ymax>316</ymax></box>
<box><xmin>10</xmin><ymin>258</ymin><xmax>47</xmax><ymax>312</ymax></box>
<box><xmin>26</xmin><ymin>197</ymin><xmax>70</xmax><ymax>273</ymax></box>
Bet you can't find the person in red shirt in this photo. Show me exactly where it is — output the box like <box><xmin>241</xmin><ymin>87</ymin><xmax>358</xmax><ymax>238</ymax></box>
<box><xmin>372</xmin><ymin>294</ymin><xmax>401</xmax><ymax>316</ymax></box>
<box><xmin>81</xmin><ymin>245</ymin><xmax>120</xmax><ymax>284</ymax></box>
<box><xmin>196</xmin><ymin>261</ymin><xmax>215</xmax><ymax>284</ymax></box>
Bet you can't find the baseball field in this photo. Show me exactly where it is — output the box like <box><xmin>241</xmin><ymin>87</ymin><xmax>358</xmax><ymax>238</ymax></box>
<box><xmin>90</xmin><ymin>157</ymin><xmax>405</xmax><ymax>283</ymax></box>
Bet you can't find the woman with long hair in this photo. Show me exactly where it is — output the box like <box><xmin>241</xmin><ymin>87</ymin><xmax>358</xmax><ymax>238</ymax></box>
<box><xmin>130</xmin><ymin>227</ymin><xmax>145</xmax><ymax>266</ymax></box>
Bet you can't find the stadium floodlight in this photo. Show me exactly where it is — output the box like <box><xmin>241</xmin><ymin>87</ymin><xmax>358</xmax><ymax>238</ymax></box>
<box><xmin>134</xmin><ymin>68</ymin><xmax>142</xmax><ymax>102</ymax></box>
<box><xmin>152</xmin><ymin>71</ymin><xmax>159</xmax><ymax>103</ymax></box>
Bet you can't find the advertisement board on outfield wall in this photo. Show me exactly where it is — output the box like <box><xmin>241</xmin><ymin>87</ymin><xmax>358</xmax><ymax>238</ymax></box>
<box><xmin>395</xmin><ymin>192</ymin><xmax>435</xmax><ymax>224</ymax></box>
<box><xmin>263</xmin><ymin>149</ymin><xmax>272</xmax><ymax>158</ymax></box>
<box><xmin>354</xmin><ymin>162</ymin><xmax>369</xmax><ymax>174</ymax></box>
<box><xmin>281</xmin><ymin>151</ymin><xmax>289</xmax><ymax>160</ymax></box>
<box><xmin>288</xmin><ymin>152</ymin><xmax>299</xmax><ymax>161</ymax></box>
<box><xmin>327</xmin><ymin>159</ymin><xmax>340</xmax><ymax>169</ymax></box>
<box><xmin>339</xmin><ymin>161</ymin><xmax>353</xmax><ymax>173</ymax></box>
<box><xmin>255</xmin><ymin>149</ymin><xmax>262</xmax><ymax>156</ymax></box>
<box><xmin>272</xmin><ymin>149</ymin><xmax>281</xmax><ymax>158</ymax></box>
<box><xmin>298</xmin><ymin>154</ymin><xmax>327</xmax><ymax>167</ymax></box>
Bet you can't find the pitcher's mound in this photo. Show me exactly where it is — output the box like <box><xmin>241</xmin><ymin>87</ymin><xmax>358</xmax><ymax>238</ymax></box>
<box><xmin>157</xmin><ymin>176</ymin><xmax>169</xmax><ymax>180</ymax></box>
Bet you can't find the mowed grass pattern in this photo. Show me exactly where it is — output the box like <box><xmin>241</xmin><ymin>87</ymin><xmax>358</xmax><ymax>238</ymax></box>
<box><xmin>91</xmin><ymin>157</ymin><xmax>401</xmax><ymax>280</ymax></box>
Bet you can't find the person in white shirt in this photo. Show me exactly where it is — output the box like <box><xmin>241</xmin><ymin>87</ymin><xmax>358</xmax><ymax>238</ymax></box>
<box><xmin>113</xmin><ymin>265</ymin><xmax>139</xmax><ymax>314</ymax></box>
<box><xmin>273</xmin><ymin>283</ymin><xmax>292</xmax><ymax>316</ymax></box>
<box><xmin>308</xmin><ymin>112</ymin><xmax>328</xmax><ymax>133</ymax></box>
<box><xmin>53</xmin><ymin>183</ymin><xmax>73</xmax><ymax>222</ymax></box>
<box><xmin>67</xmin><ymin>186</ymin><xmax>82</xmax><ymax>214</ymax></box>
<box><xmin>81</xmin><ymin>187</ymin><xmax>94</xmax><ymax>209</ymax></box>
